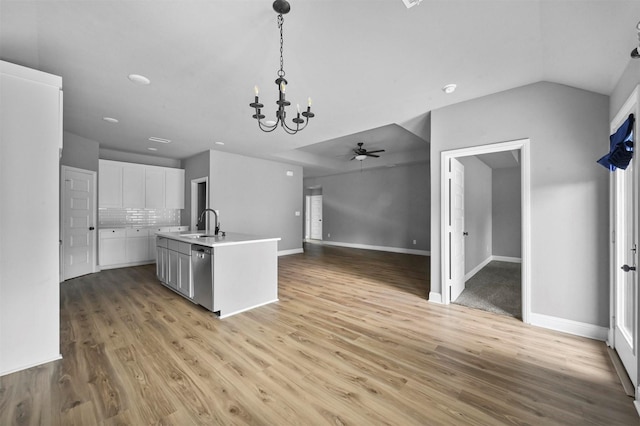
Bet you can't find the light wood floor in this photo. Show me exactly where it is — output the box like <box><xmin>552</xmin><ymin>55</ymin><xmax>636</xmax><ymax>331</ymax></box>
<box><xmin>1</xmin><ymin>244</ymin><xmax>638</xmax><ymax>425</ymax></box>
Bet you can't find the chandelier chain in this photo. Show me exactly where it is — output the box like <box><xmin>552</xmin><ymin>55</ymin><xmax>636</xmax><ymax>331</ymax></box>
<box><xmin>277</xmin><ymin>14</ymin><xmax>285</xmax><ymax>78</ymax></box>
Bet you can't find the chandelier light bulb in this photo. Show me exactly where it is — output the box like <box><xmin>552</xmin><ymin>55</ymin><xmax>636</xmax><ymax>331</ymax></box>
<box><xmin>254</xmin><ymin>85</ymin><xmax>259</xmax><ymax>95</ymax></box>
<box><xmin>308</xmin><ymin>97</ymin><xmax>312</xmax><ymax>107</ymax></box>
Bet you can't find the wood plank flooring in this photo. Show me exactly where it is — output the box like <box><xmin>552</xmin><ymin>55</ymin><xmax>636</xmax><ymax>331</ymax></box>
<box><xmin>1</xmin><ymin>243</ymin><xmax>638</xmax><ymax>425</ymax></box>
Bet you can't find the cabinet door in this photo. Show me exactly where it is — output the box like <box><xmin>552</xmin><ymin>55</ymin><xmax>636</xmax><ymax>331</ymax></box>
<box><xmin>167</xmin><ymin>250</ymin><xmax>179</xmax><ymax>289</ymax></box>
<box><xmin>177</xmin><ymin>253</ymin><xmax>192</xmax><ymax>298</ymax></box>
<box><xmin>99</xmin><ymin>237</ymin><xmax>126</xmax><ymax>266</ymax></box>
<box><xmin>126</xmin><ymin>237</ymin><xmax>148</xmax><ymax>263</ymax></box>
<box><xmin>156</xmin><ymin>246</ymin><xmax>168</xmax><ymax>283</ymax></box>
<box><xmin>98</xmin><ymin>161</ymin><xmax>122</xmax><ymax>208</ymax></box>
<box><xmin>122</xmin><ymin>164</ymin><xmax>145</xmax><ymax>208</ymax></box>
<box><xmin>148</xmin><ymin>237</ymin><xmax>157</xmax><ymax>262</ymax></box>
<box><xmin>145</xmin><ymin>166</ymin><xmax>165</xmax><ymax>208</ymax></box>
<box><xmin>165</xmin><ymin>168</ymin><xmax>185</xmax><ymax>209</ymax></box>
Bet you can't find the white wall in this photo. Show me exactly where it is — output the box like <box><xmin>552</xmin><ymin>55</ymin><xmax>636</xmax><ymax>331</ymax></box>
<box><xmin>430</xmin><ymin>82</ymin><xmax>609</xmax><ymax>327</ymax></box>
<box><xmin>459</xmin><ymin>156</ymin><xmax>492</xmax><ymax>273</ymax></box>
<box><xmin>1</xmin><ymin>61</ymin><xmax>62</xmax><ymax>375</ymax></box>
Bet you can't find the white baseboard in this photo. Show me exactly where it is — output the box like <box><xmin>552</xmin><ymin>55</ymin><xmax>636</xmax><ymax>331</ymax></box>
<box><xmin>465</xmin><ymin>256</ymin><xmax>493</xmax><ymax>281</ymax></box>
<box><xmin>218</xmin><ymin>299</ymin><xmax>279</xmax><ymax>319</ymax></box>
<box><xmin>492</xmin><ymin>255</ymin><xmax>522</xmax><ymax>263</ymax></box>
<box><xmin>307</xmin><ymin>239</ymin><xmax>430</xmax><ymax>256</ymax></box>
<box><xmin>529</xmin><ymin>313</ymin><xmax>608</xmax><ymax>341</ymax></box>
<box><xmin>1</xmin><ymin>354</ymin><xmax>62</xmax><ymax>377</ymax></box>
<box><xmin>428</xmin><ymin>292</ymin><xmax>443</xmax><ymax>303</ymax></box>
<box><xmin>278</xmin><ymin>248</ymin><xmax>303</xmax><ymax>256</ymax></box>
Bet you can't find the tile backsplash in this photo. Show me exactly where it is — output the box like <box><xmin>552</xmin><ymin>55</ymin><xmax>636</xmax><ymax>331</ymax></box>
<box><xmin>99</xmin><ymin>208</ymin><xmax>181</xmax><ymax>227</ymax></box>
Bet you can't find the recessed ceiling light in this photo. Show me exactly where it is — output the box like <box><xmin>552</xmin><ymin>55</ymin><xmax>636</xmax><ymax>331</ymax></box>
<box><xmin>128</xmin><ymin>74</ymin><xmax>151</xmax><ymax>85</ymax></box>
<box><xmin>214</xmin><ymin>141</ymin><xmax>225</xmax><ymax>146</ymax></box>
<box><xmin>103</xmin><ymin>117</ymin><xmax>119</xmax><ymax>123</ymax></box>
<box><xmin>148</xmin><ymin>136</ymin><xmax>171</xmax><ymax>144</ymax></box>
<box><xmin>147</xmin><ymin>147</ymin><xmax>158</xmax><ymax>151</ymax></box>
<box><xmin>442</xmin><ymin>84</ymin><xmax>457</xmax><ymax>94</ymax></box>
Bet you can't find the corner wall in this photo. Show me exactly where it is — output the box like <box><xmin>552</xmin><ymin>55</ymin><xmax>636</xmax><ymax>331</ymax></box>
<box><xmin>209</xmin><ymin>151</ymin><xmax>303</xmax><ymax>253</ymax></box>
<box><xmin>430</xmin><ymin>82</ymin><xmax>609</xmax><ymax>327</ymax></box>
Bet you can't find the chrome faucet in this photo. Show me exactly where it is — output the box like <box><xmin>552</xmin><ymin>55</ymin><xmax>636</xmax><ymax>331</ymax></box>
<box><xmin>198</xmin><ymin>208</ymin><xmax>220</xmax><ymax>235</ymax></box>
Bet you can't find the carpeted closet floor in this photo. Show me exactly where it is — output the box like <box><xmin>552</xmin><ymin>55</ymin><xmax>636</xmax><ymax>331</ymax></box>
<box><xmin>454</xmin><ymin>261</ymin><xmax>522</xmax><ymax>319</ymax></box>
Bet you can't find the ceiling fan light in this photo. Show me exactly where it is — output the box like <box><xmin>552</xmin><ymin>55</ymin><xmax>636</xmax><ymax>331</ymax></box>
<box><xmin>355</xmin><ymin>154</ymin><xmax>367</xmax><ymax>161</ymax></box>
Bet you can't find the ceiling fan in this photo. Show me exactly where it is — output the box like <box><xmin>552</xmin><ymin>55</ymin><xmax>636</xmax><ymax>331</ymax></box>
<box><xmin>350</xmin><ymin>142</ymin><xmax>385</xmax><ymax>161</ymax></box>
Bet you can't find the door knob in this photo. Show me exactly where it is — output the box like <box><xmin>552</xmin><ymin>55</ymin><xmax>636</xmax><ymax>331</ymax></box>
<box><xmin>89</xmin><ymin>226</ymin><xmax>95</xmax><ymax>230</ymax></box>
<box><xmin>463</xmin><ymin>232</ymin><xmax>469</xmax><ymax>236</ymax></box>
<box><xmin>621</xmin><ymin>264</ymin><xmax>636</xmax><ymax>272</ymax></box>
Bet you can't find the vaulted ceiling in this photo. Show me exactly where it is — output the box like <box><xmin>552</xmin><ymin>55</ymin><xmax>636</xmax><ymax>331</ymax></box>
<box><xmin>2</xmin><ymin>0</ymin><xmax>639</xmax><ymax>177</ymax></box>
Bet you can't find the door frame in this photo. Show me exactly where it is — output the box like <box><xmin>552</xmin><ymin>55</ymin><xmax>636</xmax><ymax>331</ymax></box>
<box><xmin>60</xmin><ymin>165</ymin><xmax>98</xmax><ymax>281</ymax></box>
<box><xmin>440</xmin><ymin>138</ymin><xmax>531</xmax><ymax>323</ymax></box>
<box><xmin>607</xmin><ymin>84</ymin><xmax>640</xmax><ymax>402</ymax></box>
<box><xmin>190</xmin><ymin>177</ymin><xmax>209</xmax><ymax>231</ymax></box>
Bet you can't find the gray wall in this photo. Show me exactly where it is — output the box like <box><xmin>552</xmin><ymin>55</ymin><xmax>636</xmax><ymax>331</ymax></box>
<box><xmin>493</xmin><ymin>167</ymin><xmax>521</xmax><ymax>258</ymax></box>
<box><xmin>182</xmin><ymin>150</ymin><xmax>211</xmax><ymax>230</ymax></box>
<box><xmin>61</xmin><ymin>132</ymin><xmax>99</xmax><ymax>171</ymax></box>
<box><xmin>303</xmin><ymin>162</ymin><xmax>430</xmax><ymax>251</ymax></box>
<box><xmin>209</xmin><ymin>151</ymin><xmax>303</xmax><ymax>253</ymax></box>
<box><xmin>459</xmin><ymin>156</ymin><xmax>492</xmax><ymax>274</ymax></box>
<box><xmin>610</xmin><ymin>59</ymin><xmax>640</xmax><ymax>119</ymax></box>
<box><xmin>430</xmin><ymin>81</ymin><xmax>609</xmax><ymax>326</ymax></box>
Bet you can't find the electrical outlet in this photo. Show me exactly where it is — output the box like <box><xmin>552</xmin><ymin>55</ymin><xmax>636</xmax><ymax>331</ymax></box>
<box><xmin>327</xmin><ymin>233</ymin><xmax>331</xmax><ymax>238</ymax></box>
<box><xmin>295</xmin><ymin>211</ymin><xmax>300</xmax><ymax>216</ymax></box>
<box><xmin>413</xmin><ymin>239</ymin><xmax>417</xmax><ymax>245</ymax></box>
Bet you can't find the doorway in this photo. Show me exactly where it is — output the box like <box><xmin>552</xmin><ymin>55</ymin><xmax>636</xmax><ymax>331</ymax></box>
<box><xmin>305</xmin><ymin>194</ymin><xmax>323</xmax><ymax>241</ymax></box>
<box><xmin>608</xmin><ymin>85</ymin><xmax>639</xmax><ymax>397</ymax></box>
<box><xmin>440</xmin><ymin>138</ymin><xmax>531</xmax><ymax>323</ymax></box>
<box><xmin>190</xmin><ymin>177</ymin><xmax>208</xmax><ymax>231</ymax></box>
<box><xmin>61</xmin><ymin>166</ymin><xmax>97</xmax><ymax>281</ymax></box>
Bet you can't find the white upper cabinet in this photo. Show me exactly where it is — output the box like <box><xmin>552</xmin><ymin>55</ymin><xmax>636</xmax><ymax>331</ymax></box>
<box><xmin>122</xmin><ymin>164</ymin><xmax>145</xmax><ymax>208</ymax></box>
<box><xmin>145</xmin><ymin>166</ymin><xmax>166</xmax><ymax>209</ymax></box>
<box><xmin>165</xmin><ymin>168</ymin><xmax>185</xmax><ymax>209</ymax></box>
<box><xmin>99</xmin><ymin>160</ymin><xmax>184</xmax><ymax>209</ymax></box>
<box><xmin>99</xmin><ymin>160</ymin><xmax>123</xmax><ymax>208</ymax></box>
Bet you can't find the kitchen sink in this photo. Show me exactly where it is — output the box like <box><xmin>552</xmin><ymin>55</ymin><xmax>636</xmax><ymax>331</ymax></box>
<box><xmin>181</xmin><ymin>234</ymin><xmax>217</xmax><ymax>239</ymax></box>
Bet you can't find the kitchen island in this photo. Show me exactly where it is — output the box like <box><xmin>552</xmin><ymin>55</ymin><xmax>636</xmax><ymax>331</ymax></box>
<box><xmin>155</xmin><ymin>230</ymin><xmax>280</xmax><ymax>318</ymax></box>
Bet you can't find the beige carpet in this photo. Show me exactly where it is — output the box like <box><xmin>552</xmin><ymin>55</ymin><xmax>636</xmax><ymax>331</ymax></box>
<box><xmin>454</xmin><ymin>261</ymin><xmax>522</xmax><ymax>319</ymax></box>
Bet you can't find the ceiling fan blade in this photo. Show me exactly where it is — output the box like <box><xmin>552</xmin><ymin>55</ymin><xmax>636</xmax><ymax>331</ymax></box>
<box><xmin>350</xmin><ymin>156</ymin><xmax>356</xmax><ymax>160</ymax></box>
<box><xmin>366</xmin><ymin>149</ymin><xmax>385</xmax><ymax>154</ymax></box>
<box><xmin>366</xmin><ymin>154</ymin><xmax>380</xmax><ymax>158</ymax></box>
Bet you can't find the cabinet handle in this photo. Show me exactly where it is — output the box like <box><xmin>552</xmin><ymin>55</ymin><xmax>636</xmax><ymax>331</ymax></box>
<box><xmin>89</xmin><ymin>226</ymin><xmax>95</xmax><ymax>230</ymax></box>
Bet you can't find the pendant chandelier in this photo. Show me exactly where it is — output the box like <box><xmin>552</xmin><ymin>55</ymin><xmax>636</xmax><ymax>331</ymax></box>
<box><xmin>250</xmin><ymin>0</ymin><xmax>314</xmax><ymax>134</ymax></box>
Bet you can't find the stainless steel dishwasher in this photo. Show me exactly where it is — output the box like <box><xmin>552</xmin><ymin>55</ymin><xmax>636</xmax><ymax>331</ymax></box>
<box><xmin>191</xmin><ymin>245</ymin><xmax>214</xmax><ymax>311</ymax></box>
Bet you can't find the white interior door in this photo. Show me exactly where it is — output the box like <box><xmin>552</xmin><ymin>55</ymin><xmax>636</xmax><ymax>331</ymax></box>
<box><xmin>449</xmin><ymin>158</ymin><xmax>465</xmax><ymax>301</ymax></box>
<box><xmin>62</xmin><ymin>167</ymin><xmax>97</xmax><ymax>280</ymax></box>
<box><xmin>614</xmin><ymin>161</ymin><xmax>637</xmax><ymax>388</ymax></box>
<box><xmin>310</xmin><ymin>195</ymin><xmax>323</xmax><ymax>240</ymax></box>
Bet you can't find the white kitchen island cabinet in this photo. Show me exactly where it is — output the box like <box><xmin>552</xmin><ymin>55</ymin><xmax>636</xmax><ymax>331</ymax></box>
<box><xmin>155</xmin><ymin>231</ymin><xmax>280</xmax><ymax>318</ymax></box>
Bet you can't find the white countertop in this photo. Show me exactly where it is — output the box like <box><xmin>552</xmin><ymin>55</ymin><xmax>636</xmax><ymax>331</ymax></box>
<box><xmin>156</xmin><ymin>230</ymin><xmax>281</xmax><ymax>248</ymax></box>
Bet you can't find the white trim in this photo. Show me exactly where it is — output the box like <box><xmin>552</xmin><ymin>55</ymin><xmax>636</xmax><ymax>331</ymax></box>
<box><xmin>0</xmin><ymin>354</ymin><xmax>62</xmax><ymax>377</ymax></box>
<box><xmin>190</xmin><ymin>177</ymin><xmax>209</xmax><ymax>231</ymax></box>
<box><xmin>634</xmin><ymin>400</ymin><xmax>640</xmax><ymax>417</ymax></box>
<box><xmin>98</xmin><ymin>260</ymin><xmax>154</xmax><ymax>271</ymax></box>
<box><xmin>428</xmin><ymin>292</ymin><xmax>443</xmax><ymax>304</ymax></box>
<box><xmin>530</xmin><ymin>313</ymin><xmax>608</xmax><ymax>341</ymax></box>
<box><xmin>307</xmin><ymin>239</ymin><xmax>430</xmax><ymax>256</ymax></box>
<box><xmin>218</xmin><ymin>299</ymin><xmax>279</xmax><ymax>319</ymax></box>
<box><xmin>440</xmin><ymin>138</ymin><xmax>532</xmax><ymax>324</ymax></box>
<box><xmin>465</xmin><ymin>256</ymin><xmax>492</xmax><ymax>281</ymax></box>
<box><xmin>278</xmin><ymin>248</ymin><xmax>304</xmax><ymax>256</ymax></box>
<box><xmin>491</xmin><ymin>255</ymin><xmax>522</xmax><ymax>263</ymax></box>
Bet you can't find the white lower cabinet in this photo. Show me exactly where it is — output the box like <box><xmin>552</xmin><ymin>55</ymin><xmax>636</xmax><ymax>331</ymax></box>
<box><xmin>99</xmin><ymin>229</ymin><xmax>127</xmax><ymax>266</ymax></box>
<box><xmin>100</xmin><ymin>226</ymin><xmax>188</xmax><ymax>269</ymax></box>
<box><xmin>158</xmin><ymin>238</ymin><xmax>193</xmax><ymax>299</ymax></box>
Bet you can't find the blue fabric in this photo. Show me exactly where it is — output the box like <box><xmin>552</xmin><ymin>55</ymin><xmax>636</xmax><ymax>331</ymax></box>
<box><xmin>597</xmin><ymin>114</ymin><xmax>635</xmax><ymax>171</ymax></box>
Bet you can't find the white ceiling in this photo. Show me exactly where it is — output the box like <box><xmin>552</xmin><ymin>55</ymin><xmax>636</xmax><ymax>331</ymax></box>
<box><xmin>2</xmin><ymin>0</ymin><xmax>639</xmax><ymax>177</ymax></box>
